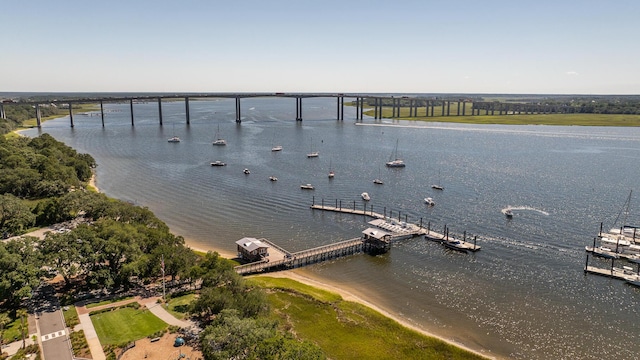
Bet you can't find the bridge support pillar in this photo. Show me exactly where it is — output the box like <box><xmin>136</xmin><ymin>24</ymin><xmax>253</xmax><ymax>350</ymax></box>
<box><xmin>130</xmin><ymin>99</ymin><xmax>135</xmax><ymax>126</ymax></box>
<box><xmin>456</xmin><ymin>101</ymin><xmax>461</xmax><ymax>116</ymax></box>
<box><xmin>235</xmin><ymin>97</ymin><xmax>241</xmax><ymax>123</ymax></box>
<box><xmin>185</xmin><ymin>97</ymin><xmax>190</xmax><ymax>124</ymax></box>
<box><xmin>295</xmin><ymin>97</ymin><xmax>302</xmax><ymax>121</ymax></box>
<box><xmin>35</xmin><ymin>104</ymin><xmax>42</xmax><ymax>127</ymax></box>
<box><xmin>158</xmin><ymin>98</ymin><xmax>163</xmax><ymax>125</ymax></box>
<box><xmin>69</xmin><ymin>103</ymin><xmax>74</xmax><ymax>127</ymax></box>
<box><xmin>336</xmin><ymin>96</ymin><xmax>344</xmax><ymax>120</ymax></box>
<box><xmin>100</xmin><ymin>100</ymin><xmax>105</xmax><ymax>127</ymax></box>
<box><xmin>462</xmin><ymin>101</ymin><xmax>466</xmax><ymax>116</ymax></box>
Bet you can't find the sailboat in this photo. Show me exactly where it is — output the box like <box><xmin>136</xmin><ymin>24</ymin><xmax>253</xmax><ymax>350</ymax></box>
<box><xmin>328</xmin><ymin>159</ymin><xmax>335</xmax><ymax>178</ymax></box>
<box><xmin>307</xmin><ymin>137</ymin><xmax>319</xmax><ymax>158</ymax></box>
<box><xmin>373</xmin><ymin>166</ymin><xmax>383</xmax><ymax>184</ymax></box>
<box><xmin>385</xmin><ymin>139</ymin><xmax>405</xmax><ymax>167</ymax></box>
<box><xmin>212</xmin><ymin>124</ymin><xmax>226</xmax><ymax>146</ymax></box>
<box><xmin>431</xmin><ymin>170</ymin><xmax>444</xmax><ymax>190</ymax></box>
<box><xmin>271</xmin><ymin>131</ymin><xmax>282</xmax><ymax>151</ymax></box>
<box><xmin>167</xmin><ymin>124</ymin><xmax>180</xmax><ymax>143</ymax></box>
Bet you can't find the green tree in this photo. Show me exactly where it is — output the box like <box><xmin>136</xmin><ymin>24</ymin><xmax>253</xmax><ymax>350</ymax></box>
<box><xmin>0</xmin><ymin>312</ymin><xmax>10</xmax><ymax>346</ymax></box>
<box><xmin>0</xmin><ymin>194</ymin><xmax>36</xmax><ymax>237</ymax></box>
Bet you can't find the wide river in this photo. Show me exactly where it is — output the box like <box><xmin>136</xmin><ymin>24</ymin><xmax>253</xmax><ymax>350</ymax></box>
<box><xmin>23</xmin><ymin>97</ymin><xmax>640</xmax><ymax>359</ymax></box>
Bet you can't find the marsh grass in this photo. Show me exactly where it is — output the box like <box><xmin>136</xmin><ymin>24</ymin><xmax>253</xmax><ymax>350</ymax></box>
<box><xmin>251</xmin><ymin>276</ymin><xmax>486</xmax><ymax>360</ymax></box>
<box><xmin>365</xmin><ymin>107</ymin><xmax>640</xmax><ymax>126</ymax></box>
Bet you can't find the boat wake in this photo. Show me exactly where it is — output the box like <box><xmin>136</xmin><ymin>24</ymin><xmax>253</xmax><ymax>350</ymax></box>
<box><xmin>502</xmin><ymin>206</ymin><xmax>549</xmax><ymax>216</ymax></box>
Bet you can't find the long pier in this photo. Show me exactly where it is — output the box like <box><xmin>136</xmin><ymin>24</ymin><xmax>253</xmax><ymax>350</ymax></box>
<box><xmin>234</xmin><ymin>237</ymin><xmax>366</xmax><ymax>276</ymax></box>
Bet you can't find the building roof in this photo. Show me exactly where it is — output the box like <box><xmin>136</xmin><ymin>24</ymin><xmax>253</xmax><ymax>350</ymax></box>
<box><xmin>362</xmin><ymin>227</ymin><xmax>391</xmax><ymax>240</ymax></box>
<box><xmin>235</xmin><ymin>237</ymin><xmax>269</xmax><ymax>252</ymax></box>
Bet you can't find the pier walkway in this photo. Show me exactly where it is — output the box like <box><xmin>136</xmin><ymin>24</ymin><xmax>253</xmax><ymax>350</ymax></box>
<box><xmin>235</xmin><ymin>237</ymin><xmax>365</xmax><ymax>276</ymax></box>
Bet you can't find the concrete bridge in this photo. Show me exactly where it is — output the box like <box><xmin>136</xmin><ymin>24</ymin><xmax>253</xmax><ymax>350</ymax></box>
<box><xmin>0</xmin><ymin>93</ymin><xmax>569</xmax><ymax>128</ymax></box>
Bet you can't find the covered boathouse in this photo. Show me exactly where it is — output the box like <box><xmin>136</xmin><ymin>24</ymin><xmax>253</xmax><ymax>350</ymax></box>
<box><xmin>235</xmin><ymin>237</ymin><xmax>270</xmax><ymax>262</ymax></box>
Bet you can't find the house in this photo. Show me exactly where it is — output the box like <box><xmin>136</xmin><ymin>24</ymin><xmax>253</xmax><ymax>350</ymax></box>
<box><xmin>235</xmin><ymin>237</ymin><xmax>269</xmax><ymax>262</ymax></box>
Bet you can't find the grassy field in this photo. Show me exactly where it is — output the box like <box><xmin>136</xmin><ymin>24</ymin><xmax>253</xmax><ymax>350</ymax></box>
<box><xmin>90</xmin><ymin>307</ymin><xmax>167</xmax><ymax>345</ymax></box>
<box><xmin>166</xmin><ymin>293</ymin><xmax>196</xmax><ymax>320</ymax></box>
<box><xmin>249</xmin><ymin>276</ymin><xmax>486</xmax><ymax>360</ymax></box>
<box><xmin>362</xmin><ymin>105</ymin><xmax>640</xmax><ymax>126</ymax></box>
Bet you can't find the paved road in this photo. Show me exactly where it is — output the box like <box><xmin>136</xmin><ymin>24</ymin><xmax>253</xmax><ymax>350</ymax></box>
<box><xmin>32</xmin><ymin>285</ymin><xmax>73</xmax><ymax>360</ymax></box>
<box><xmin>38</xmin><ymin>309</ymin><xmax>72</xmax><ymax>360</ymax></box>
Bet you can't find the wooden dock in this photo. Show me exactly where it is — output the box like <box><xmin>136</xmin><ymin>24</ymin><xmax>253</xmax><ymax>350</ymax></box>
<box><xmin>310</xmin><ymin>204</ymin><xmax>385</xmax><ymax>219</ymax></box>
<box><xmin>235</xmin><ymin>237</ymin><xmax>365</xmax><ymax>276</ymax></box>
<box><xmin>584</xmin><ymin>265</ymin><xmax>639</xmax><ymax>282</ymax></box>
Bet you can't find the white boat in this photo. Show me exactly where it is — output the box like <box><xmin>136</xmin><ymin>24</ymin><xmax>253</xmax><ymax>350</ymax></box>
<box><xmin>328</xmin><ymin>159</ymin><xmax>335</xmax><ymax>178</ymax></box>
<box><xmin>373</xmin><ymin>166</ymin><xmax>383</xmax><ymax>184</ymax></box>
<box><xmin>504</xmin><ymin>209</ymin><xmax>513</xmax><ymax>218</ymax></box>
<box><xmin>212</xmin><ymin>124</ymin><xmax>226</xmax><ymax>146</ymax></box>
<box><xmin>168</xmin><ymin>124</ymin><xmax>180</xmax><ymax>142</ymax></box>
<box><xmin>385</xmin><ymin>139</ymin><xmax>405</xmax><ymax>168</ymax></box>
<box><xmin>585</xmin><ymin>245</ymin><xmax>620</xmax><ymax>259</ymax></box>
<box><xmin>424</xmin><ymin>197</ymin><xmax>435</xmax><ymax>206</ymax></box>
<box><xmin>361</xmin><ymin>192</ymin><xmax>370</xmax><ymax>201</ymax></box>
<box><xmin>431</xmin><ymin>184</ymin><xmax>444</xmax><ymax>190</ymax></box>
<box><xmin>243</xmin><ymin>168</ymin><xmax>250</xmax><ymax>174</ymax></box>
<box><xmin>271</xmin><ymin>145</ymin><xmax>283</xmax><ymax>152</ymax></box>
<box><xmin>300</xmin><ymin>184</ymin><xmax>314</xmax><ymax>190</ymax></box>
<box><xmin>210</xmin><ymin>161</ymin><xmax>226</xmax><ymax>167</ymax></box>
<box><xmin>269</xmin><ymin>176</ymin><xmax>278</xmax><ymax>181</ymax></box>
<box><xmin>307</xmin><ymin>137</ymin><xmax>319</xmax><ymax>158</ymax></box>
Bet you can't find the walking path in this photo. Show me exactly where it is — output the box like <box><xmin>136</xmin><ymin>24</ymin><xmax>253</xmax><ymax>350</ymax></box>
<box><xmin>74</xmin><ymin>295</ymin><xmax>196</xmax><ymax>360</ymax></box>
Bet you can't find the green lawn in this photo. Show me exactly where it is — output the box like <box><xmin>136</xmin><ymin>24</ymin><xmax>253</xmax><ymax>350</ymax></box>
<box><xmin>251</xmin><ymin>276</ymin><xmax>486</xmax><ymax>360</ymax></box>
<box><xmin>90</xmin><ymin>307</ymin><xmax>167</xmax><ymax>345</ymax></box>
<box><xmin>1</xmin><ymin>317</ymin><xmax>23</xmax><ymax>344</ymax></box>
<box><xmin>166</xmin><ymin>293</ymin><xmax>197</xmax><ymax>320</ymax></box>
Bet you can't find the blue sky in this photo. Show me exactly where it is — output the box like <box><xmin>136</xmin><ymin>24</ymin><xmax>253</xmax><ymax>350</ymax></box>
<box><xmin>1</xmin><ymin>0</ymin><xmax>638</xmax><ymax>94</ymax></box>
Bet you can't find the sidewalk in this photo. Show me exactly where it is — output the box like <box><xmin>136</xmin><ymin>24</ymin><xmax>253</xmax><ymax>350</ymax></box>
<box><xmin>1</xmin><ymin>336</ymin><xmax>36</xmax><ymax>358</ymax></box>
<box><xmin>75</xmin><ymin>295</ymin><xmax>197</xmax><ymax>360</ymax></box>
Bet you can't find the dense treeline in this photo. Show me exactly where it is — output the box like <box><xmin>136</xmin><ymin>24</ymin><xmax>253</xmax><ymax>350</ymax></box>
<box><xmin>0</xmin><ymin>133</ymin><xmax>324</xmax><ymax>358</ymax></box>
<box><xmin>0</xmin><ymin>104</ymin><xmax>64</xmax><ymax>134</ymax></box>
<box><xmin>0</xmin><ymin>134</ymin><xmax>96</xmax><ymax>237</ymax></box>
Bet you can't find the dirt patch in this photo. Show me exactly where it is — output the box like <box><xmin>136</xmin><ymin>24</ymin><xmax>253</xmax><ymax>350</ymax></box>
<box><xmin>119</xmin><ymin>332</ymin><xmax>202</xmax><ymax>360</ymax></box>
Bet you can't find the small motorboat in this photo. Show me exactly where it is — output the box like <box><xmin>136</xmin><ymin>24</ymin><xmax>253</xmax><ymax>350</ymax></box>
<box><xmin>504</xmin><ymin>209</ymin><xmax>513</xmax><ymax>218</ymax></box>
<box><xmin>210</xmin><ymin>161</ymin><xmax>226</xmax><ymax>167</ymax></box>
<box><xmin>167</xmin><ymin>136</ymin><xmax>181</xmax><ymax>143</ymax></box>
<box><xmin>243</xmin><ymin>168</ymin><xmax>250</xmax><ymax>175</ymax></box>
<box><xmin>307</xmin><ymin>151</ymin><xmax>319</xmax><ymax>158</ymax></box>
<box><xmin>431</xmin><ymin>184</ymin><xmax>444</xmax><ymax>190</ymax></box>
<box><xmin>271</xmin><ymin>145</ymin><xmax>283</xmax><ymax>152</ymax></box>
<box><xmin>373</xmin><ymin>178</ymin><xmax>383</xmax><ymax>185</ymax></box>
<box><xmin>269</xmin><ymin>176</ymin><xmax>278</xmax><ymax>182</ymax></box>
<box><xmin>424</xmin><ymin>197</ymin><xmax>435</xmax><ymax>206</ymax></box>
<box><xmin>300</xmin><ymin>184</ymin><xmax>314</xmax><ymax>190</ymax></box>
<box><xmin>361</xmin><ymin>192</ymin><xmax>371</xmax><ymax>201</ymax></box>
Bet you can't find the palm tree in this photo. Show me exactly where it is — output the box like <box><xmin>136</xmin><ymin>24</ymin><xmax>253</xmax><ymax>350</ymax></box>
<box><xmin>17</xmin><ymin>309</ymin><xmax>27</xmax><ymax>348</ymax></box>
<box><xmin>0</xmin><ymin>312</ymin><xmax>10</xmax><ymax>346</ymax></box>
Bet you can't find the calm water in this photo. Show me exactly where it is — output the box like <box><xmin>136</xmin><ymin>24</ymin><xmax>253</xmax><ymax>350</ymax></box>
<box><xmin>23</xmin><ymin>98</ymin><xmax>640</xmax><ymax>359</ymax></box>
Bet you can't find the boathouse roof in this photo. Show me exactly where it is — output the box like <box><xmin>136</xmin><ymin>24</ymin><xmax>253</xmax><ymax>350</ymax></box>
<box><xmin>362</xmin><ymin>228</ymin><xmax>391</xmax><ymax>240</ymax></box>
<box><xmin>235</xmin><ymin>237</ymin><xmax>269</xmax><ymax>252</ymax></box>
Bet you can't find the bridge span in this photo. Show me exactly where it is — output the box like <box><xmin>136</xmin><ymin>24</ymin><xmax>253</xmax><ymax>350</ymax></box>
<box><xmin>1</xmin><ymin>92</ymin><xmax>572</xmax><ymax>127</ymax></box>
